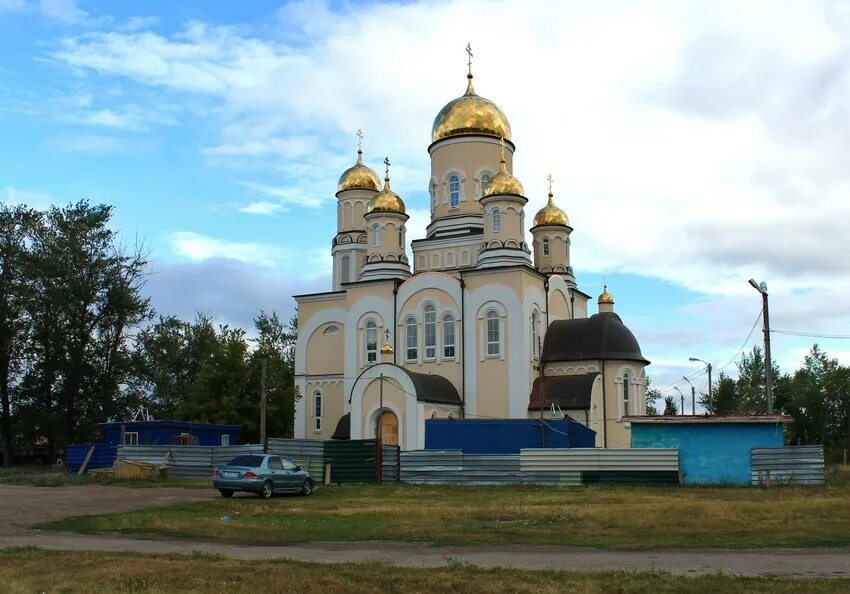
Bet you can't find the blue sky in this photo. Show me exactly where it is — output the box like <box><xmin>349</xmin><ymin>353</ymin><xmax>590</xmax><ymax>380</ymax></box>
<box><xmin>2</xmin><ymin>0</ymin><xmax>850</xmax><ymax>403</ymax></box>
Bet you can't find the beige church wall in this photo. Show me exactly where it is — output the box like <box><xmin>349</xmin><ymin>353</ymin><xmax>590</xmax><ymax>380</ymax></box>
<box><xmin>365</xmin><ymin>216</ymin><xmax>407</xmax><ymax>260</ymax></box>
<box><xmin>532</xmin><ymin>233</ymin><xmax>569</xmax><ymax>271</ymax></box>
<box><xmin>548</xmin><ymin>287</ymin><xmax>572</xmax><ymax>321</ymax></box>
<box><xmin>423</xmin><ymin>403</ymin><xmax>462</xmax><ymax>420</ymax></box>
<box><xmin>305</xmin><ymin>323</ymin><xmax>345</xmax><ymax>376</ymax></box>
<box><xmin>476</xmin><ymin>357</ymin><xmax>510</xmax><ymax>418</ymax></box>
<box><xmin>336</xmin><ymin>189</ymin><xmax>374</xmax><ymax>232</ymax></box>
<box><xmin>574</xmin><ymin>293</ymin><xmax>589</xmax><ymax>318</ymax></box>
<box><xmin>304</xmin><ymin>379</ymin><xmax>344</xmax><ymax>441</ymax></box>
<box><xmin>429</xmin><ymin>136</ymin><xmax>512</xmax><ymax>220</ymax></box>
<box><xmin>361</xmin><ymin>376</ymin><xmax>408</xmax><ymax>439</ymax></box>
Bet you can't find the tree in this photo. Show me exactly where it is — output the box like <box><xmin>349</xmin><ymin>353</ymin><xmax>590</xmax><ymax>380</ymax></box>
<box><xmin>735</xmin><ymin>346</ymin><xmax>781</xmax><ymax>414</ymax></box>
<box><xmin>0</xmin><ymin>205</ymin><xmax>40</xmax><ymax>465</ymax></box>
<box><xmin>645</xmin><ymin>376</ymin><xmax>661</xmax><ymax>415</ymax></box>
<box><xmin>15</xmin><ymin>201</ymin><xmax>151</xmax><ymax>449</ymax></box>
<box><xmin>662</xmin><ymin>395</ymin><xmax>678</xmax><ymax>416</ymax></box>
<box><xmin>700</xmin><ymin>371</ymin><xmax>740</xmax><ymax>415</ymax></box>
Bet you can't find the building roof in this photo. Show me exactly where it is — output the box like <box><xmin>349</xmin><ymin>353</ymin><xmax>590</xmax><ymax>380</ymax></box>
<box><xmin>331</xmin><ymin>413</ymin><xmax>351</xmax><ymax>440</ymax></box>
<box><xmin>99</xmin><ymin>420</ymin><xmax>241</xmax><ymax>431</ymax></box>
<box><xmin>542</xmin><ymin>312</ymin><xmax>649</xmax><ymax>364</ymax></box>
<box><xmin>528</xmin><ymin>373</ymin><xmax>598</xmax><ymax>411</ymax></box>
<box><xmin>624</xmin><ymin>415</ymin><xmax>793</xmax><ymax>424</ymax></box>
<box><xmin>407</xmin><ymin>370</ymin><xmax>462</xmax><ymax>405</ymax></box>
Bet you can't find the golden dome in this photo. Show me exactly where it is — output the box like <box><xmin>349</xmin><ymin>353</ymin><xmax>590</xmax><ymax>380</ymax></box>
<box><xmin>337</xmin><ymin>150</ymin><xmax>381</xmax><ymax>193</ymax></box>
<box><xmin>482</xmin><ymin>158</ymin><xmax>524</xmax><ymax>198</ymax></box>
<box><xmin>432</xmin><ymin>75</ymin><xmax>511</xmax><ymax>142</ymax></box>
<box><xmin>598</xmin><ymin>285</ymin><xmax>615</xmax><ymax>304</ymax></box>
<box><xmin>533</xmin><ymin>192</ymin><xmax>569</xmax><ymax>227</ymax></box>
<box><xmin>380</xmin><ymin>340</ymin><xmax>394</xmax><ymax>354</ymax></box>
<box><xmin>366</xmin><ymin>177</ymin><xmax>406</xmax><ymax>214</ymax></box>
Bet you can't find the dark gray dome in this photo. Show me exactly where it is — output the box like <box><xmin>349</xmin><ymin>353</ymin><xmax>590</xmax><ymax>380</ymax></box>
<box><xmin>541</xmin><ymin>312</ymin><xmax>649</xmax><ymax>364</ymax></box>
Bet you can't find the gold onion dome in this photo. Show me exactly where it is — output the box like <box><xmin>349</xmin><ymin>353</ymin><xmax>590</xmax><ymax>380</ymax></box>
<box><xmin>533</xmin><ymin>192</ymin><xmax>570</xmax><ymax>227</ymax></box>
<box><xmin>482</xmin><ymin>158</ymin><xmax>524</xmax><ymax>198</ymax></box>
<box><xmin>366</xmin><ymin>177</ymin><xmax>406</xmax><ymax>214</ymax></box>
<box><xmin>337</xmin><ymin>150</ymin><xmax>381</xmax><ymax>193</ymax></box>
<box><xmin>598</xmin><ymin>286</ymin><xmax>615</xmax><ymax>304</ymax></box>
<box><xmin>432</xmin><ymin>74</ymin><xmax>511</xmax><ymax>142</ymax></box>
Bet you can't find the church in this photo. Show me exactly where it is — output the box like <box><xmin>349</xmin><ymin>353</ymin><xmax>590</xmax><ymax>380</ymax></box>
<box><xmin>294</xmin><ymin>53</ymin><xmax>650</xmax><ymax>449</ymax></box>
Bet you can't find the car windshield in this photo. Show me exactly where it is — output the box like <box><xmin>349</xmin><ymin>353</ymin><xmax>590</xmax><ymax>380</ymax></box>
<box><xmin>226</xmin><ymin>455</ymin><xmax>264</xmax><ymax>467</ymax></box>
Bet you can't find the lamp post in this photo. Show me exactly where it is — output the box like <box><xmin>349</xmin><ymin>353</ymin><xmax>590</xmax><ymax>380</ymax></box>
<box><xmin>748</xmin><ymin>279</ymin><xmax>773</xmax><ymax>414</ymax></box>
<box><xmin>682</xmin><ymin>376</ymin><xmax>695</xmax><ymax>416</ymax></box>
<box><xmin>674</xmin><ymin>387</ymin><xmax>685</xmax><ymax>416</ymax></box>
<box><xmin>689</xmin><ymin>357</ymin><xmax>712</xmax><ymax>412</ymax></box>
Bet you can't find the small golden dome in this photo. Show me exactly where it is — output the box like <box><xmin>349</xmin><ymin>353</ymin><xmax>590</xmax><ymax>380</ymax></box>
<box><xmin>337</xmin><ymin>150</ymin><xmax>381</xmax><ymax>193</ymax></box>
<box><xmin>366</xmin><ymin>177</ymin><xmax>406</xmax><ymax>214</ymax></box>
<box><xmin>598</xmin><ymin>286</ymin><xmax>615</xmax><ymax>304</ymax></box>
<box><xmin>432</xmin><ymin>75</ymin><xmax>511</xmax><ymax>142</ymax></box>
<box><xmin>380</xmin><ymin>340</ymin><xmax>394</xmax><ymax>354</ymax></box>
<box><xmin>533</xmin><ymin>192</ymin><xmax>569</xmax><ymax>227</ymax></box>
<box><xmin>482</xmin><ymin>158</ymin><xmax>524</xmax><ymax>198</ymax></box>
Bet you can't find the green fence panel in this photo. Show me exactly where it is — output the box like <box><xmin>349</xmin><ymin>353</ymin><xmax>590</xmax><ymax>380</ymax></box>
<box><xmin>324</xmin><ymin>439</ymin><xmax>377</xmax><ymax>483</ymax></box>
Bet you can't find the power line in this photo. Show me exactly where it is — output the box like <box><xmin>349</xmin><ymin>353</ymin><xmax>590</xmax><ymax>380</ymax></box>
<box><xmin>771</xmin><ymin>329</ymin><xmax>850</xmax><ymax>340</ymax></box>
<box><xmin>716</xmin><ymin>310</ymin><xmax>763</xmax><ymax>373</ymax></box>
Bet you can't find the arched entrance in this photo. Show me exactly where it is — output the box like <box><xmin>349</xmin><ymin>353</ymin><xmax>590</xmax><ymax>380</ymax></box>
<box><xmin>376</xmin><ymin>410</ymin><xmax>399</xmax><ymax>446</ymax></box>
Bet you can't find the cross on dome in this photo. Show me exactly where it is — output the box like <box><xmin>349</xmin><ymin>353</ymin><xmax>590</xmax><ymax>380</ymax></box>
<box><xmin>356</xmin><ymin>128</ymin><xmax>364</xmax><ymax>152</ymax></box>
<box><xmin>383</xmin><ymin>156</ymin><xmax>391</xmax><ymax>179</ymax></box>
<box><xmin>466</xmin><ymin>42</ymin><xmax>473</xmax><ymax>76</ymax></box>
<box><xmin>547</xmin><ymin>174</ymin><xmax>554</xmax><ymax>195</ymax></box>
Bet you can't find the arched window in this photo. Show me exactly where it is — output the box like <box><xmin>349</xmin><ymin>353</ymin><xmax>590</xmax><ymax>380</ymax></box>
<box><xmin>429</xmin><ymin>180</ymin><xmax>437</xmax><ymax>204</ymax></box>
<box><xmin>431</xmin><ymin>411</ymin><xmax>437</xmax><ymax>419</ymax></box>
<box><xmin>424</xmin><ymin>305</ymin><xmax>436</xmax><ymax>360</ymax></box>
<box><xmin>443</xmin><ymin>314</ymin><xmax>455</xmax><ymax>359</ymax></box>
<box><xmin>623</xmin><ymin>373</ymin><xmax>631</xmax><ymax>416</ymax></box>
<box><xmin>542</xmin><ymin>238</ymin><xmax>549</xmax><ymax>256</ymax></box>
<box><xmin>323</xmin><ymin>325</ymin><xmax>339</xmax><ymax>335</ymax></box>
<box><xmin>486</xmin><ymin>310</ymin><xmax>500</xmax><ymax>356</ymax></box>
<box><xmin>493</xmin><ymin>210</ymin><xmax>502</xmax><ymax>233</ymax></box>
<box><xmin>398</xmin><ymin>228</ymin><xmax>403</xmax><ymax>247</ymax></box>
<box><xmin>313</xmin><ymin>390</ymin><xmax>323</xmax><ymax>432</ymax></box>
<box><xmin>531</xmin><ymin>311</ymin><xmax>539</xmax><ymax>359</ymax></box>
<box><xmin>449</xmin><ymin>174</ymin><xmax>460</xmax><ymax>208</ymax></box>
<box><xmin>373</xmin><ymin>224</ymin><xmax>381</xmax><ymax>247</ymax></box>
<box><xmin>480</xmin><ymin>171</ymin><xmax>493</xmax><ymax>197</ymax></box>
<box><xmin>365</xmin><ymin>321</ymin><xmax>377</xmax><ymax>364</ymax></box>
<box><xmin>341</xmin><ymin>255</ymin><xmax>350</xmax><ymax>284</ymax></box>
<box><xmin>405</xmin><ymin>318</ymin><xmax>418</xmax><ymax>361</ymax></box>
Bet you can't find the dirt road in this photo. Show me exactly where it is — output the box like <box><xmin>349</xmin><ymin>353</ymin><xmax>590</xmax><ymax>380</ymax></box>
<box><xmin>1</xmin><ymin>485</ymin><xmax>848</xmax><ymax>577</ymax></box>
<box><xmin>0</xmin><ymin>484</ymin><xmax>215</xmax><ymax>536</ymax></box>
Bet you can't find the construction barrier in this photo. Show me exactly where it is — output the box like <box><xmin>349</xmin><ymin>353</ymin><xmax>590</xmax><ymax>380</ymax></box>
<box><xmin>751</xmin><ymin>446</ymin><xmax>825</xmax><ymax>486</ymax></box>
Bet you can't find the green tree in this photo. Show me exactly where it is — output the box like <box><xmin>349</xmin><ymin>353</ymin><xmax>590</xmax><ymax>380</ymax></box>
<box><xmin>0</xmin><ymin>205</ymin><xmax>40</xmax><ymax>465</ymax></box>
<box><xmin>735</xmin><ymin>346</ymin><xmax>782</xmax><ymax>414</ymax></box>
<box><xmin>662</xmin><ymin>395</ymin><xmax>678</xmax><ymax>416</ymax></box>
<box><xmin>15</xmin><ymin>201</ymin><xmax>151</xmax><ymax>448</ymax></box>
<box><xmin>700</xmin><ymin>371</ymin><xmax>740</xmax><ymax>415</ymax></box>
<box><xmin>644</xmin><ymin>376</ymin><xmax>661</xmax><ymax>415</ymax></box>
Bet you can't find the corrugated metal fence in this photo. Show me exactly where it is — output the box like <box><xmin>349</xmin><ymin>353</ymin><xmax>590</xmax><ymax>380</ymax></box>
<box><xmin>324</xmin><ymin>439</ymin><xmax>376</xmax><ymax>483</ymax></box>
<box><xmin>66</xmin><ymin>444</ymin><xmax>117</xmax><ymax>474</ymax></box>
<box><xmin>399</xmin><ymin>449</ymin><xmax>680</xmax><ymax>486</ymax></box>
<box><xmin>751</xmin><ymin>446</ymin><xmax>825</xmax><ymax>486</ymax></box>
<box><xmin>381</xmin><ymin>445</ymin><xmax>400</xmax><ymax>483</ymax></box>
<box><xmin>268</xmin><ymin>438</ymin><xmax>325</xmax><ymax>483</ymax></box>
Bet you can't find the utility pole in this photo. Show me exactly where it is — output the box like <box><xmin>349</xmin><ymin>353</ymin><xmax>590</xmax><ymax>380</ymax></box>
<box><xmin>749</xmin><ymin>279</ymin><xmax>773</xmax><ymax>414</ymax></box>
<box><xmin>260</xmin><ymin>358</ymin><xmax>268</xmax><ymax>453</ymax></box>
<box><xmin>689</xmin><ymin>358</ymin><xmax>712</xmax><ymax>412</ymax></box>
<box><xmin>682</xmin><ymin>376</ymin><xmax>695</xmax><ymax>416</ymax></box>
<box><xmin>377</xmin><ymin>373</ymin><xmax>384</xmax><ymax>484</ymax></box>
<box><xmin>674</xmin><ymin>387</ymin><xmax>684</xmax><ymax>415</ymax></box>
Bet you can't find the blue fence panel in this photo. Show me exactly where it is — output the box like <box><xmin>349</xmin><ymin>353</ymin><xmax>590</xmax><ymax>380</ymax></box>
<box><xmin>65</xmin><ymin>443</ymin><xmax>117</xmax><ymax>474</ymax></box>
<box><xmin>425</xmin><ymin>418</ymin><xmax>595</xmax><ymax>454</ymax></box>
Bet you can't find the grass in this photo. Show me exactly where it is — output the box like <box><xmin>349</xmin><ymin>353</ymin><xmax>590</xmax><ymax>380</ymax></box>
<box><xmin>1</xmin><ymin>548</ymin><xmax>848</xmax><ymax>593</ymax></box>
<box><xmin>0</xmin><ymin>465</ymin><xmax>210</xmax><ymax>489</ymax></box>
<box><xmin>39</xmin><ymin>482</ymin><xmax>850</xmax><ymax>548</ymax></box>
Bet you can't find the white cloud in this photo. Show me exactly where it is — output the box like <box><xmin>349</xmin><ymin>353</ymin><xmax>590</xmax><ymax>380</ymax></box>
<box><xmin>58</xmin><ymin>134</ymin><xmax>125</xmax><ymax>153</ymax></box>
<box><xmin>2</xmin><ymin>186</ymin><xmax>55</xmax><ymax>209</ymax></box>
<box><xmin>46</xmin><ymin>1</ymin><xmax>850</xmax><ymax>302</ymax></box>
<box><xmin>40</xmin><ymin>0</ymin><xmax>86</xmax><ymax>23</ymax></box>
<box><xmin>0</xmin><ymin>0</ymin><xmax>26</xmax><ymax>12</ymax></box>
<box><xmin>238</xmin><ymin>201</ymin><xmax>286</xmax><ymax>216</ymax></box>
<box><xmin>168</xmin><ymin>231</ymin><xmax>288</xmax><ymax>267</ymax></box>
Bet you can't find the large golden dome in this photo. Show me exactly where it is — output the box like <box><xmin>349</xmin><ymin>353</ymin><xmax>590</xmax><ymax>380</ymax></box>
<box><xmin>366</xmin><ymin>177</ymin><xmax>406</xmax><ymax>214</ymax></box>
<box><xmin>337</xmin><ymin>150</ymin><xmax>381</xmax><ymax>193</ymax></box>
<box><xmin>482</xmin><ymin>158</ymin><xmax>524</xmax><ymax>198</ymax></box>
<box><xmin>533</xmin><ymin>192</ymin><xmax>570</xmax><ymax>227</ymax></box>
<box><xmin>598</xmin><ymin>285</ymin><xmax>615</xmax><ymax>304</ymax></box>
<box><xmin>432</xmin><ymin>75</ymin><xmax>511</xmax><ymax>142</ymax></box>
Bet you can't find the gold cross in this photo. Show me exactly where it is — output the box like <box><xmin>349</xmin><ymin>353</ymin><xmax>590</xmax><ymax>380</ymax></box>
<box><xmin>356</xmin><ymin>128</ymin><xmax>364</xmax><ymax>152</ymax></box>
<box><xmin>384</xmin><ymin>156</ymin><xmax>391</xmax><ymax>178</ymax></box>
<box><xmin>385</xmin><ymin>329</ymin><xmax>390</xmax><ymax>341</ymax></box>
<box><xmin>547</xmin><ymin>174</ymin><xmax>554</xmax><ymax>194</ymax></box>
<box><xmin>466</xmin><ymin>42</ymin><xmax>473</xmax><ymax>75</ymax></box>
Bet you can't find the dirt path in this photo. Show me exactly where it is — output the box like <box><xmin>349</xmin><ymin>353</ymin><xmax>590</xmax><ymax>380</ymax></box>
<box><xmin>2</xmin><ymin>533</ymin><xmax>849</xmax><ymax>577</ymax></box>
<box><xmin>0</xmin><ymin>484</ymin><xmax>215</xmax><ymax>536</ymax></box>
<box><xmin>1</xmin><ymin>485</ymin><xmax>848</xmax><ymax>577</ymax></box>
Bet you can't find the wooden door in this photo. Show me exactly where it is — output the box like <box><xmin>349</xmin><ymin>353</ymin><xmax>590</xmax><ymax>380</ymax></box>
<box><xmin>378</xmin><ymin>411</ymin><xmax>399</xmax><ymax>446</ymax></box>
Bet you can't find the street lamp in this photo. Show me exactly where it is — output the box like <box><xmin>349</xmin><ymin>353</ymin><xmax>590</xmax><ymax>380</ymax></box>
<box><xmin>689</xmin><ymin>357</ymin><xmax>712</xmax><ymax>411</ymax></box>
<box><xmin>674</xmin><ymin>387</ymin><xmax>685</xmax><ymax>416</ymax></box>
<box><xmin>682</xmin><ymin>376</ymin><xmax>695</xmax><ymax>416</ymax></box>
<box><xmin>748</xmin><ymin>278</ymin><xmax>773</xmax><ymax>414</ymax></box>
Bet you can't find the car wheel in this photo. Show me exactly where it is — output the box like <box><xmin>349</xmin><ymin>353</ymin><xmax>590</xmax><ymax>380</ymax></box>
<box><xmin>219</xmin><ymin>489</ymin><xmax>234</xmax><ymax>498</ymax></box>
<box><xmin>301</xmin><ymin>478</ymin><xmax>314</xmax><ymax>496</ymax></box>
<box><xmin>261</xmin><ymin>480</ymin><xmax>274</xmax><ymax>499</ymax></box>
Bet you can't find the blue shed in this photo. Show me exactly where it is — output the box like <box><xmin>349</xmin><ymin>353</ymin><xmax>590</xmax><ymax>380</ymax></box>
<box><xmin>629</xmin><ymin>416</ymin><xmax>790</xmax><ymax>485</ymax></box>
<box><xmin>99</xmin><ymin>420</ymin><xmax>241</xmax><ymax>447</ymax></box>
<box><xmin>425</xmin><ymin>418</ymin><xmax>596</xmax><ymax>454</ymax></box>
